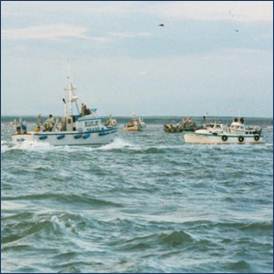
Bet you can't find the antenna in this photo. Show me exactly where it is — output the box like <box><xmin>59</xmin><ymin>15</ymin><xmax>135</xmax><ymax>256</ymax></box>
<box><xmin>66</xmin><ymin>59</ymin><xmax>72</xmax><ymax>81</ymax></box>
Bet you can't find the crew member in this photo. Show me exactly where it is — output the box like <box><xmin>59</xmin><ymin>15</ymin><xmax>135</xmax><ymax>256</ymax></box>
<box><xmin>81</xmin><ymin>103</ymin><xmax>87</xmax><ymax>116</ymax></box>
<box><xmin>44</xmin><ymin>114</ymin><xmax>55</xmax><ymax>131</ymax></box>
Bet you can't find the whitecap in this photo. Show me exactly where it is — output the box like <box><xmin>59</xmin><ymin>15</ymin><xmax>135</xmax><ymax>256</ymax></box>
<box><xmin>99</xmin><ymin>137</ymin><xmax>140</xmax><ymax>151</ymax></box>
<box><xmin>1</xmin><ymin>140</ymin><xmax>16</xmax><ymax>153</ymax></box>
<box><xmin>2</xmin><ymin>140</ymin><xmax>55</xmax><ymax>153</ymax></box>
<box><xmin>1</xmin><ymin>140</ymin><xmax>9</xmax><ymax>153</ymax></box>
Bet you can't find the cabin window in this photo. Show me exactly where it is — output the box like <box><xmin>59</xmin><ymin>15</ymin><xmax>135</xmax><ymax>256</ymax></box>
<box><xmin>85</xmin><ymin>121</ymin><xmax>93</xmax><ymax>127</ymax></box>
<box><xmin>85</xmin><ymin>120</ymin><xmax>99</xmax><ymax>127</ymax></box>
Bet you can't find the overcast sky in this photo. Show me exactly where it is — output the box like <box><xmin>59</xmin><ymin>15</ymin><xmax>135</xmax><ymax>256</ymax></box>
<box><xmin>1</xmin><ymin>1</ymin><xmax>273</xmax><ymax>117</ymax></box>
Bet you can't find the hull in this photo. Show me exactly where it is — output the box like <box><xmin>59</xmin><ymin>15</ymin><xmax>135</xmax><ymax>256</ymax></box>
<box><xmin>184</xmin><ymin>133</ymin><xmax>263</xmax><ymax>144</ymax></box>
<box><xmin>123</xmin><ymin>126</ymin><xmax>142</xmax><ymax>132</ymax></box>
<box><xmin>12</xmin><ymin>129</ymin><xmax>117</xmax><ymax>146</ymax></box>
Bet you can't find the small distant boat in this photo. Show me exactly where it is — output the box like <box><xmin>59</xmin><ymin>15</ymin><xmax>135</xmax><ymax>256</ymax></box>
<box><xmin>11</xmin><ymin>76</ymin><xmax>117</xmax><ymax>146</ymax></box>
<box><xmin>124</xmin><ymin>116</ymin><xmax>146</xmax><ymax>132</ymax></box>
<box><xmin>184</xmin><ymin>117</ymin><xmax>263</xmax><ymax>144</ymax></box>
<box><xmin>164</xmin><ymin>117</ymin><xmax>197</xmax><ymax>133</ymax></box>
<box><xmin>104</xmin><ymin>115</ymin><xmax>118</xmax><ymax>128</ymax></box>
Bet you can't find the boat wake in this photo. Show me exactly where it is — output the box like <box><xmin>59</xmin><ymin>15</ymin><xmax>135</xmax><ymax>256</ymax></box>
<box><xmin>99</xmin><ymin>138</ymin><xmax>138</xmax><ymax>151</ymax></box>
<box><xmin>1</xmin><ymin>138</ymin><xmax>138</xmax><ymax>153</ymax></box>
<box><xmin>99</xmin><ymin>139</ymin><xmax>186</xmax><ymax>152</ymax></box>
<box><xmin>2</xmin><ymin>137</ymin><xmax>272</xmax><ymax>155</ymax></box>
<box><xmin>1</xmin><ymin>140</ymin><xmax>9</xmax><ymax>153</ymax></box>
<box><xmin>1</xmin><ymin>139</ymin><xmax>54</xmax><ymax>153</ymax></box>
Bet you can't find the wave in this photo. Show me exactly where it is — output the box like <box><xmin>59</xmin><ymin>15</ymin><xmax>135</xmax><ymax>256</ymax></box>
<box><xmin>223</xmin><ymin>260</ymin><xmax>251</xmax><ymax>272</ymax></box>
<box><xmin>99</xmin><ymin>139</ymin><xmax>184</xmax><ymax>154</ymax></box>
<box><xmin>2</xmin><ymin>211</ymin><xmax>88</xmax><ymax>245</ymax></box>
<box><xmin>183</xmin><ymin>220</ymin><xmax>273</xmax><ymax>234</ymax></box>
<box><xmin>69</xmin><ymin>138</ymin><xmax>182</xmax><ymax>153</ymax></box>
<box><xmin>99</xmin><ymin>137</ymin><xmax>139</xmax><ymax>151</ymax></box>
<box><xmin>4</xmin><ymin>193</ymin><xmax>123</xmax><ymax>208</ymax></box>
<box><xmin>2</xmin><ymin>219</ymin><xmax>55</xmax><ymax>244</ymax></box>
<box><xmin>112</xmin><ymin>230</ymin><xmax>194</xmax><ymax>251</ymax></box>
<box><xmin>2</xmin><ymin>136</ymin><xmax>271</xmax><ymax>156</ymax></box>
<box><xmin>1</xmin><ymin>136</ymin><xmax>229</xmax><ymax>154</ymax></box>
<box><xmin>1</xmin><ymin>139</ymin><xmax>55</xmax><ymax>153</ymax></box>
<box><xmin>1</xmin><ymin>140</ymin><xmax>12</xmax><ymax>153</ymax></box>
<box><xmin>51</xmin><ymin>260</ymin><xmax>104</xmax><ymax>273</ymax></box>
<box><xmin>159</xmin><ymin>230</ymin><xmax>193</xmax><ymax>246</ymax></box>
<box><xmin>1</xmin><ymin>138</ymin><xmax>139</xmax><ymax>153</ymax></box>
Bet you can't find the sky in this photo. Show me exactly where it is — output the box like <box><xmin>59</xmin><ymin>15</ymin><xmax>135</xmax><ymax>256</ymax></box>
<box><xmin>1</xmin><ymin>1</ymin><xmax>273</xmax><ymax>117</ymax></box>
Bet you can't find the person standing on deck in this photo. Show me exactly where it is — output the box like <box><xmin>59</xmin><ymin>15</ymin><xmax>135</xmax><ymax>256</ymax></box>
<box><xmin>44</xmin><ymin>114</ymin><xmax>55</xmax><ymax>131</ymax></box>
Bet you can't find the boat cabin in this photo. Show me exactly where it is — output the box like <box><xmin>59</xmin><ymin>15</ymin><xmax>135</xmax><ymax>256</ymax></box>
<box><xmin>204</xmin><ymin>123</ymin><xmax>225</xmax><ymax>133</ymax></box>
<box><xmin>229</xmin><ymin>121</ymin><xmax>245</xmax><ymax>133</ymax></box>
<box><xmin>75</xmin><ymin>114</ymin><xmax>104</xmax><ymax>132</ymax></box>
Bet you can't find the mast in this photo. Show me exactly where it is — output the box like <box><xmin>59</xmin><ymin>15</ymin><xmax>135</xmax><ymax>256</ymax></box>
<box><xmin>64</xmin><ymin>75</ymin><xmax>80</xmax><ymax>117</ymax></box>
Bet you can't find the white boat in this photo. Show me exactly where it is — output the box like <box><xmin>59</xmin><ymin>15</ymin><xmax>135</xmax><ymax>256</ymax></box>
<box><xmin>11</xmin><ymin>76</ymin><xmax>117</xmax><ymax>146</ymax></box>
<box><xmin>184</xmin><ymin>118</ymin><xmax>263</xmax><ymax>144</ymax></box>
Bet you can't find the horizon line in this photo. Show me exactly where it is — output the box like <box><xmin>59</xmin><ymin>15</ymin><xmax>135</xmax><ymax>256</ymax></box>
<box><xmin>1</xmin><ymin>114</ymin><xmax>273</xmax><ymax>119</ymax></box>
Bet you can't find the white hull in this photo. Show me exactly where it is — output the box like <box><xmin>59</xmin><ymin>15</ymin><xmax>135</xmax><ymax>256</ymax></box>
<box><xmin>12</xmin><ymin>129</ymin><xmax>117</xmax><ymax>146</ymax></box>
<box><xmin>184</xmin><ymin>133</ymin><xmax>263</xmax><ymax>144</ymax></box>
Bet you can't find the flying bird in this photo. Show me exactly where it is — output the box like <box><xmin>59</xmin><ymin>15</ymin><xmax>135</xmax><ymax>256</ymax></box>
<box><xmin>234</xmin><ymin>29</ymin><xmax>239</xmax><ymax>32</ymax></box>
<box><xmin>158</xmin><ymin>24</ymin><xmax>165</xmax><ymax>27</ymax></box>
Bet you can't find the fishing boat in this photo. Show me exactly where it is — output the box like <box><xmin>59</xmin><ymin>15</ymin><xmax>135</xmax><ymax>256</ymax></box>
<box><xmin>11</xmin><ymin>76</ymin><xmax>117</xmax><ymax>146</ymax></box>
<box><xmin>184</xmin><ymin>117</ymin><xmax>263</xmax><ymax>144</ymax></box>
<box><xmin>124</xmin><ymin>115</ymin><xmax>146</xmax><ymax>132</ymax></box>
<box><xmin>164</xmin><ymin>117</ymin><xmax>197</xmax><ymax>133</ymax></box>
<box><xmin>104</xmin><ymin>115</ymin><xmax>118</xmax><ymax>128</ymax></box>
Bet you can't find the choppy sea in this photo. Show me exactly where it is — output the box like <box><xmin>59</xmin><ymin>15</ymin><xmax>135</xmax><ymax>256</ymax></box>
<box><xmin>1</xmin><ymin>116</ymin><xmax>273</xmax><ymax>273</ymax></box>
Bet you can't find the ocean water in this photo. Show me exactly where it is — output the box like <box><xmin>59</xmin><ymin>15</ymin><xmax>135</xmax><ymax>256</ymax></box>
<box><xmin>1</xmin><ymin>117</ymin><xmax>273</xmax><ymax>273</ymax></box>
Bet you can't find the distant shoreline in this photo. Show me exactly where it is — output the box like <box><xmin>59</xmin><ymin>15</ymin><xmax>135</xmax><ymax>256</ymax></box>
<box><xmin>1</xmin><ymin>115</ymin><xmax>273</xmax><ymax>125</ymax></box>
<box><xmin>1</xmin><ymin>115</ymin><xmax>273</xmax><ymax>119</ymax></box>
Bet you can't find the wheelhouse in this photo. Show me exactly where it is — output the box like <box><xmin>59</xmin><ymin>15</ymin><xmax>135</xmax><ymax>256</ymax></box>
<box><xmin>76</xmin><ymin>115</ymin><xmax>104</xmax><ymax>132</ymax></box>
<box><xmin>230</xmin><ymin>122</ymin><xmax>245</xmax><ymax>132</ymax></box>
